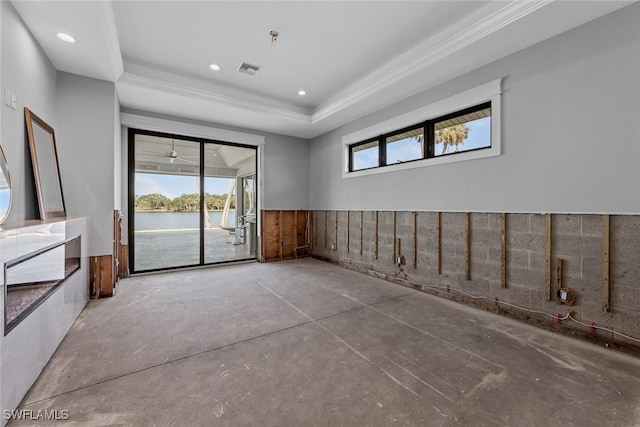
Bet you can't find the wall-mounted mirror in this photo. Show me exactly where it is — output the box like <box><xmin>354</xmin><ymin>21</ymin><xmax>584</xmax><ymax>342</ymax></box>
<box><xmin>24</xmin><ymin>108</ymin><xmax>66</xmax><ymax>220</ymax></box>
<box><xmin>0</xmin><ymin>145</ymin><xmax>12</xmax><ymax>225</ymax></box>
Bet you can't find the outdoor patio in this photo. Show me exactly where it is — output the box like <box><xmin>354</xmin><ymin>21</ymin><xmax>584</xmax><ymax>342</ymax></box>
<box><xmin>133</xmin><ymin>227</ymin><xmax>254</xmax><ymax>271</ymax></box>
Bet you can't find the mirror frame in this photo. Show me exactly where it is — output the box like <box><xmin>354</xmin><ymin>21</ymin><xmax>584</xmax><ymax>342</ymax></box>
<box><xmin>0</xmin><ymin>145</ymin><xmax>12</xmax><ymax>225</ymax></box>
<box><xmin>24</xmin><ymin>108</ymin><xmax>66</xmax><ymax>220</ymax></box>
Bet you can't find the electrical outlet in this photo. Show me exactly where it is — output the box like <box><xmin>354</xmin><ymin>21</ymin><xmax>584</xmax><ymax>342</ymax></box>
<box><xmin>397</xmin><ymin>255</ymin><xmax>406</xmax><ymax>266</ymax></box>
<box><xmin>331</xmin><ymin>243</ymin><xmax>336</xmax><ymax>251</ymax></box>
<box><xmin>10</xmin><ymin>94</ymin><xmax>17</xmax><ymax>110</ymax></box>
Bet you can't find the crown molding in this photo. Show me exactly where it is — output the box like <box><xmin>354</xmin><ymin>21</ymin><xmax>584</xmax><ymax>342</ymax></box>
<box><xmin>96</xmin><ymin>0</ymin><xmax>124</xmax><ymax>81</ymax></box>
<box><xmin>119</xmin><ymin>72</ymin><xmax>312</xmax><ymax>124</ymax></box>
<box><xmin>311</xmin><ymin>0</ymin><xmax>552</xmax><ymax>124</ymax></box>
<box><xmin>120</xmin><ymin>112</ymin><xmax>266</xmax><ymax>146</ymax></box>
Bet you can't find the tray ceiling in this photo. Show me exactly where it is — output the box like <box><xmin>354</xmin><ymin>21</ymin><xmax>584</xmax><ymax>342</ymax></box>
<box><xmin>10</xmin><ymin>1</ymin><xmax>635</xmax><ymax>139</ymax></box>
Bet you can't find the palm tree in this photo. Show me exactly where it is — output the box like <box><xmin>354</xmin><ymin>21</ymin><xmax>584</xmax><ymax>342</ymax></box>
<box><xmin>436</xmin><ymin>124</ymin><xmax>469</xmax><ymax>154</ymax></box>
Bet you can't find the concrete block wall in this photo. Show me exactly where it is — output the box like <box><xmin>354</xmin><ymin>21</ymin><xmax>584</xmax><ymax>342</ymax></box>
<box><xmin>310</xmin><ymin>210</ymin><xmax>640</xmax><ymax>352</ymax></box>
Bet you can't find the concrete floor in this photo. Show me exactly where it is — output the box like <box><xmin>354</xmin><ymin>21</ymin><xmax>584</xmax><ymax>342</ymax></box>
<box><xmin>12</xmin><ymin>259</ymin><xmax>640</xmax><ymax>426</ymax></box>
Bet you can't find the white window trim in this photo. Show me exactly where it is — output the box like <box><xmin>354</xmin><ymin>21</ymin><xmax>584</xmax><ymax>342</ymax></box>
<box><xmin>342</xmin><ymin>79</ymin><xmax>502</xmax><ymax>178</ymax></box>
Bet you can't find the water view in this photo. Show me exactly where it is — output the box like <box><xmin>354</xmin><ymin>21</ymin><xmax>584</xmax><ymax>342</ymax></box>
<box><xmin>135</xmin><ymin>211</ymin><xmax>237</xmax><ymax>231</ymax></box>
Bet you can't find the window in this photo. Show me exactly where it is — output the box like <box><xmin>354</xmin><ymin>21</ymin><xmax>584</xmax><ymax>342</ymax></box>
<box><xmin>385</xmin><ymin>126</ymin><xmax>424</xmax><ymax>164</ymax></box>
<box><xmin>434</xmin><ymin>104</ymin><xmax>491</xmax><ymax>157</ymax></box>
<box><xmin>350</xmin><ymin>139</ymin><xmax>379</xmax><ymax>171</ymax></box>
<box><xmin>343</xmin><ymin>79</ymin><xmax>501</xmax><ymax>177</ymax></box>
<box><xmin>347</xmin><ymin>102</ymin><xmax>492</xmax><ymax>173</ymax></box>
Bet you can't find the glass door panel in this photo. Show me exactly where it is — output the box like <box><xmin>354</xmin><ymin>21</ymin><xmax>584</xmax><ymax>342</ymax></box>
<box><xmin>204</xmin><ymin>143</ymin><xmax>256</xmax><ymax>264</ymax></box>
<box><xmin>133</xmin><ymin>135</ymin><xmax>201</xmax><ymax>271</ymax></box>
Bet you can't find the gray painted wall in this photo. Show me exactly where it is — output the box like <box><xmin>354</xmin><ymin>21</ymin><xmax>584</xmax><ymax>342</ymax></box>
<box><xmin>1</xmin><ymin>1</ymin><xmax>58</xmax><ymax>223</ymax></box>
<box><xmin>56</xmin><ymin>72</ymin><xmax>117</xmax><ymax>256</ymax></box>
<box><xmin>261</xmin><ymin>131</ymin><xmax>309</xmax><ymax>210</ymax></box>
<box><xmin>309</xmin><ymin>4</ymin><xmax>640</xmax><ymax>215</ymax></box>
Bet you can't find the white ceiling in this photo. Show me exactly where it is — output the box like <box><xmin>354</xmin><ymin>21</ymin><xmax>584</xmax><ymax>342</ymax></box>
<box><xmin>10</xmin><ymin>1</ymin><xmax>635</xmax><ymax>139</ymax></box>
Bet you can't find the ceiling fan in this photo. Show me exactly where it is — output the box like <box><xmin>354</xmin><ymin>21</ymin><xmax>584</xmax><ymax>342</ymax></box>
<box><xmin>138</xmin><ymin>139</ymin><xmax>198</xmax><ymax>165</ymax></box>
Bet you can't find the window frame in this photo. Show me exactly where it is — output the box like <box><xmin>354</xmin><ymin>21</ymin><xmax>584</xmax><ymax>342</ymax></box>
<box><xmin>349</xmin><ymin>137</ymin><xmax>381</xmax><ymax>172</ymax></box>
<box><xmin>431</xmin><ymin>101</ymin><xmax>492</xmax><ymax>159</ymax></box>
<box><xmin>382</xmin><ymin>123</ymin><xmax>427</xmax><ymax>167</ymax></box>
<box><xmin>342</xmin><ymin>79</ymin><xmax>501</xmax><ymax>178</ymax></box>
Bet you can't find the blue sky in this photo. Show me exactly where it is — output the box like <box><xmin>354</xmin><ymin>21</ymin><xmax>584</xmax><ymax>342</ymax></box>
<box><xmin>135</xmin><ymin>173</ymin><xmax>233</xmax><ymax>199</ymax></box>
<box><xmin>353</xmin><ymin>117</ymin><xmax>491</xmax><ymax>170</ymax></box>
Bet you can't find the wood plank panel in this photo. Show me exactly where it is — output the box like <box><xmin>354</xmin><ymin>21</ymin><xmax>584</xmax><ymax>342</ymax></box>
<box><xmin>281</xmin><ymin>210</ymin><xmax>296</xmax><ymax>259</ymax></box>
<box><xmin>296</xmin><ymin>210</ymin><xmax>310</xmax><ymax>257</ymax></box>
<box><xmin>90</xmin><ymin>255</ymin><xmax>114</xmax><ymax>298</ymax></box>
<box><xmin>119</xmin><ymin>244</ymin><xmax>128</xmax><ymax>279</ymax></box>
<box><xmin>262</xmin><ymin>210</ymin><xmax>280</xmax><ymax>261</ymax></box>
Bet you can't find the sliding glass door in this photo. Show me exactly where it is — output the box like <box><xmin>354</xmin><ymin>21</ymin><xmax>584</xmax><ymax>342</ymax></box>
<box><xmin>129</xmin><ymin>130</ymin><xmax>257</xmax><ymax>273</ymax></box>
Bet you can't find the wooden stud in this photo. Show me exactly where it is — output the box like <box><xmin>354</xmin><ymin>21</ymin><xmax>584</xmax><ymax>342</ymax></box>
<box><xmin>436</xmin><ymin>212</ymin><xmax>442</xmax><ymax>274</ymax></box>
<box><xmin>90</xmin><ymin>255</ymin><xmax>115</xmax><ymax>298</ymax></box>
<box><xmin>393</xmin><ymin>211</ymin><xmax>397</xmax><ymax>260</ymax></box>
<box><xmin>333</xmin><ymin>211</ymin><xmax>338</xmax><ymax>251</ymax></box>
<box><xmin>602</xmin><ymin>214</ymin><xmax>610</xmax><ymax>313</ymax></box>
<box><xmin>294</xmin><ymin>210</ymin><xmax>298</xmax><ymax>255</ymax></box>
<box><xmin>501</xmin><ymin>213</ymin><xmax>507</xmax><ymax>288</ymax></box>
<box><xmin>261</xmin><ymin>210</ymin><xmax>266</xmax><ymax>261</ymax></box>
<box><xmin>545</xmin><ymin>214</ymin><xmax>552</xmax><ymax>301</ymax></box>
<box><xmin>555</xmin><ymin>258</ymin><xmax>563</xmax><ymax>299</ymax></box>
<box><xmin>347</xmin><ymin>210</ymin><xmax>350</xmax><ymax>253</ymax></box>
<box><xmin>307</xmin><ymin>211</ymin><xmax>311</xmax><ymax>249</ymax></box>
<box><xmin>279</xmin><ymin>210</ymin><xmax>283</xmax><ymax>261</ymax></box>
<box><xmin>359</xmin><ymin>211</ymin><xmax>364</xmax><ymax>256</ymax></box>
<box><xmin>465</xmin><ymin>212</ymin><xmax>471</xmax><ymax>280</ymax></box>
<box><xmin>324</xmin><ymin>210</ymin><xmax>328</xmax><ymax>249</ymax></box>
<box><xmin>375</xmin><ymin>211</ymin><xmax>379</xmax><ymax>260</ymax></box>
<box><xmin>307</xmin><ymin>211</ymin><xmax>317</xmax><ymax>252</ymax></box>
<box><xmin>413</xmin><ymin>212</ymin><xmax>418</xmax><ymax>269</ymax></box>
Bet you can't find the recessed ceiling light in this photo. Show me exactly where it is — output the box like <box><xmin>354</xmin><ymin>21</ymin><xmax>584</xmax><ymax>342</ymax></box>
<box><xmin>208</xmin><ymin>63</ymin><xmax>221</xmax><ymax>71</ymax></box>
<box><xmin>298</xmin><ymin>90</ymin><xmax>306</xmax><ymax>96</ymax></box>
<box><xmin>56</xmin><ymin>33</ymin><xmax>76</xmax><ymax>43</ymax></box>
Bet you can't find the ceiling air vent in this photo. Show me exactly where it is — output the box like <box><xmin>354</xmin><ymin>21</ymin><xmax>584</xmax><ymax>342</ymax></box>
<box><xmin>237</xmin><ymin>62</ymin><xmax>261</xmax><ymax>76</ymax></box>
